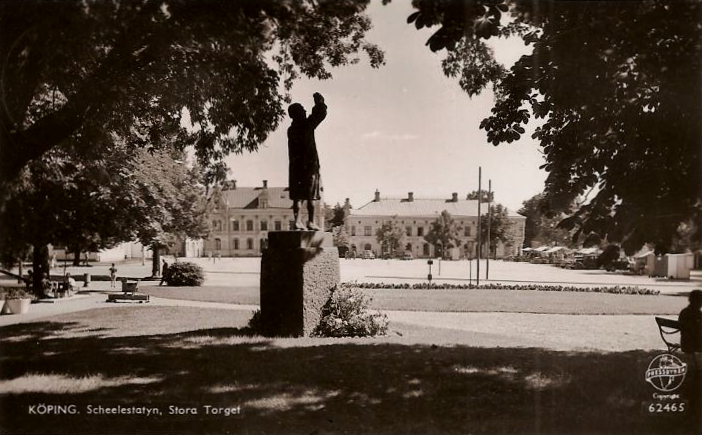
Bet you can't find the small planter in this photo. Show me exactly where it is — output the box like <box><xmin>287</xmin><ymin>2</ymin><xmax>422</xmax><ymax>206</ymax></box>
<box><xmin>0</xmin><ymin>300</ymin><xmax>8</xmax><ymax>315</ymax></box>
<box><xmin>6</xmin><ymin>299</ymin><xmax>31</xmax><ymax>314</ymax></box>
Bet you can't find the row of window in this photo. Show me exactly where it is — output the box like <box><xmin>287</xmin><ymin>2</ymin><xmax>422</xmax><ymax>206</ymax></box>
<box><xmin>212</xmin><ymin>219</ymin><xmax>299</xmax><ymax>232</ymax></box>
<box><xmin>350</xmin><ymin>225</ymin><xmax>473</xmax><ymax>237</ymax></box>
<box><xmin>351</xmin><ymin>241</ymin><xmax>477</xmax><ymax>256</ymax></box>
<box><xmin>353</xmin><ymin>241</ymin><xmax>477</xmax><ymax>255</ymax></box>
<box><xmin>212</xmin><ymin>238</ymin><xmax>263</xmax><ymax>251</ymax></box>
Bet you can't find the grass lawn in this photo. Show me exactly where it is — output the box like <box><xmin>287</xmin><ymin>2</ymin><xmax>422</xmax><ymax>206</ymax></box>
<box><xmin>141</xmin><ymin>285</ymin><xmax>688</xmax><ymax>315</ymax></box>
<box><xmin>0</xmin><ymin>305</ymin><xmax>697</xmax><ymax>435</ymax></box>
<box><xmin>141</xmin><ymin>286</ymin><xmax>260</xmax><ymax>306</ymax></box>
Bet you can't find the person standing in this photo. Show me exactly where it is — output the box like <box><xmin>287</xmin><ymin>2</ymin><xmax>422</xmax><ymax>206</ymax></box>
<box><xmin>159</xmin><ymin>260</ymin><xmax>169</xmax><ymax>286</ymax></box>
<box><xmin>109</xmin><ymin>263</ymin><xmax>117</xmax><ymax>288</ymax></box>
<box><xmin>287</xmin><ymin>92</ymin><xmax>327</xmax><ymax>231</ymax></box>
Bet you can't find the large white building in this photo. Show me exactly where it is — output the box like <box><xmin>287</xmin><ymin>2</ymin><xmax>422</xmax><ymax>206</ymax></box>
<box><xmin>205</xmin><ymin>180</ymin><xmax>324</xmax><ymax>257</ymax></box>
<box><xmin>346</xmin><ymin>190</ymin><xmax>525</xmax><ymax>259</ymax></box>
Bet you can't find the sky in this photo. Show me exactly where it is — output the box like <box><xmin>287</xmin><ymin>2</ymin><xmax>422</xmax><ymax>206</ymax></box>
<box><xmin>225</xmin><ymin>0</ymin><xmax>547</xmax><ymax>213</ymax></box>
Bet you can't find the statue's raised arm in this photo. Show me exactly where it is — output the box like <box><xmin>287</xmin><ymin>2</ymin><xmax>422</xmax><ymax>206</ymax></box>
<box><xmin>308</xmin><ymin>92</ymin><xmax>327</xmax><ymax>129</ymax></box>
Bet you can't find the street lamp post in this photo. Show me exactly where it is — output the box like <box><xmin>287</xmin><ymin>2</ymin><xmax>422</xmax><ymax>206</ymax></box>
<box><xmin>427</xmin><ymin>259</ymin><xmax>433</xmax><ymax>284</ymax></box>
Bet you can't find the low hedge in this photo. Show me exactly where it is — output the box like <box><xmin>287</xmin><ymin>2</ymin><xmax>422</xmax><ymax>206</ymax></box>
<box><xmin>0</xmin><ymin>286</ymin><xmax>36</xmax><ymax>300</ymax></box>
<box><xmin>164</xmin><ymin>262</ymin><xmax>205</xmax><ymax>286</ymax></box>
<box><xmin>341</xmin><ymin>282</ymin><xmax>660</xmax><ymax>295</ymax></box>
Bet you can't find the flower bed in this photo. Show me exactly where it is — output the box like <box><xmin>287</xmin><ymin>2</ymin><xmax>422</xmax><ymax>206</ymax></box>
<box><xmin>341</xmin><ymin>282</ymin><xmax>659</xmax><ymax>295</ymax></box>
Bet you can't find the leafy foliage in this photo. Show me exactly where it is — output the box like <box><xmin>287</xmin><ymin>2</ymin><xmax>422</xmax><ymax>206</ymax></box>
<box><xmin>329</xmin><ymin>203</ymin><xmax>348</xmax><ymax>229</ymax></box>
<box><xmin>424</xmin><ymin>210</ymin><xmax>463</xmax><ymax>257</ymax></box>
<box><xmin>375</xmin><ymin>221</ymin><xmax>406</xmax><ymax>256</ymax></box>
<box><xmin>164</xmin><ymin>262</ymin><xmax>205</xmax><ymax>287</ymax></box>
<box><xmin>332</xmin><ymin>225</ymin><xmax>350</xmax><ymax>254</ymax></box>
<box><xmin>314</xmin><ymin>286</ymin><xmax>389</xmax><ymax>338</ymax></box>
<box><xmin>0</xmin><ymin>0</ymin><xmax>384</xmax><ymax>183</ymax></box>
<box><xmin>0</xmin><ymin>286</ymin><xmax>36</xmax><ymax>300</ymax></box>
<box><xmin>0</xmin><ymin>142</ymin><xmax>208</xmax><ymax>292</ymax></box>
<box><xmin>518</xmin><ymin>194</ymin><xmax>575</xmax><ymax>248</ymax></box>
<box><xmin>466</xmin><ymin>190</ymin><xmax>494</xmax><ymax>203</ymax></box>
<box><xmin>405</xmin><ymin>0</ymin><xmax>702</xmax><ymax>253</ymax></box>
<box><xmin>479</xmin><ymin>204</ymin><xmax>513</xmax><ymax>256</ymax></box>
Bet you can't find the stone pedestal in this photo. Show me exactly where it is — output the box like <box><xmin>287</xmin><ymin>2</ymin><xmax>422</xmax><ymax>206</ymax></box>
<box><xmin>260</xmin><ymin>231</ymin><xmax>339</xmax><ymax>337</ymax></box>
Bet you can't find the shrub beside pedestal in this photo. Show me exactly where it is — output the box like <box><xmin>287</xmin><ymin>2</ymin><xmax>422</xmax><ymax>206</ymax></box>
<box><xmin>260</xmin><ymin>231</ymin><xmax>339</xmax><ymax>337</ymax></box>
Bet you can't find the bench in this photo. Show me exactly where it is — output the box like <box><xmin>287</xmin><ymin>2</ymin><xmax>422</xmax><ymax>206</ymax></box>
<box><xmin>655</xmin><ymin>317</ymin><xmax>681</xmax><ymax>353</ymax></box>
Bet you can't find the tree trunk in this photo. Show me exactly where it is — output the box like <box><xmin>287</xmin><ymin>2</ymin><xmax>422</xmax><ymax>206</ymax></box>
<box><xmin>151</xmin><ymin>244</ymin><xmax>161</xmax><ymax>277</ymax></box>
<box><xmin>31</xmin><ymin>244</ymin><xmax>49</xmax><ymax>298</ymax></box>
<box><xmin>72</xmin><ymin>249</ymin><xmax>81</xmax><ymax>266</ymax></box>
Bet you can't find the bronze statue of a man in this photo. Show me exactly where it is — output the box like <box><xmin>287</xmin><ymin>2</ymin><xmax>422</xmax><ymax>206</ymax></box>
<box><xmin>287</xmin><ymin>92</ymin><xmax>327</xmax><ymax>230</ymax></box>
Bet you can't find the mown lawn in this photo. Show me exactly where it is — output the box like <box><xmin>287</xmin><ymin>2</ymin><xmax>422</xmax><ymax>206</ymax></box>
<box><xmin>0</xmin><ymin>305</ymin><xmax>698</xmax><ymax>435</ymax></box>
<box><xmin>141</xmin><ymin>285</ymin><xmax>688</xmax><ymax>315</ymax></box>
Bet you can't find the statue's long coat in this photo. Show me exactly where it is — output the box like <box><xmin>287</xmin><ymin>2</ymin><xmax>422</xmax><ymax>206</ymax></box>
<box><xmin>287</xmin><ymin>100</ymin><xmax>327</xmax><ymax>201</ymax></box>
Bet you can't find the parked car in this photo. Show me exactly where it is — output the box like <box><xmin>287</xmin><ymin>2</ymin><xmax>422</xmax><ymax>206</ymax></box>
<box><xmin>362</xmin><ymin>250</ymin><xmax>375</xmax><ymax>259</ymax></box>
<box><xmin>402</xmin><ymin>251</ymin><xmax>414</xmax><ymax>260</ymax></box>
<box><xmin>573</xmin><ymin>255</ymin><xmax>599</xmax><ymax>270</ymax></box>
<box><xmin>604</xmin><ymin>258</ymin><xmax>631</xmax><ymax>272</ymax></box>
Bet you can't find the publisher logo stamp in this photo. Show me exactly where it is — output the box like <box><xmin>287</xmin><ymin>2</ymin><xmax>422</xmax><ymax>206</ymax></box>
<box><xmin>645</xmin><ymin>354</ymin><xmax>687</xmax><ymax>392</ymax></box>
<box><xmin>642</xmin><ymin>353</ymin><xmax>689</xmax><ymax>416</ymax></box>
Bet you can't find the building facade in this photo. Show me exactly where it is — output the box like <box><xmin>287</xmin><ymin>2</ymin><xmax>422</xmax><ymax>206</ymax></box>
<box><xmin>346</xmin><ymin>191</ymin><xmax>525</xmax><ymax>259</ymax></box>
<box><xmin>204</xmin><ymin>180</ymin><xmax>324</xmax><ymax>257</ymax></box>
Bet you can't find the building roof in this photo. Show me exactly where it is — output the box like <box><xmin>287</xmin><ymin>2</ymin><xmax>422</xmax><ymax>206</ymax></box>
<box><xmin>350</xmin><ymin>197</ymin><xmax>524</xmax><ymax>219</ymax></box>
<box><xmin>216</xmin><ymin>187</ymin><xmax>293</xmax><ymax>210</ymax></box>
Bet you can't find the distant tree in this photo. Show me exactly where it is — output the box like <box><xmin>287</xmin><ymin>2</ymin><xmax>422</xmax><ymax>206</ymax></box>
<box><xmin>479</xmin><ymin>204</ymin><xmax>513</xmax><ymax>258</ymax></box>
<box><xmin>597</xmin><ymin>245</ymin><xmax>621</xmax><ymax>270</ymax></box>
<box><xmin>329</xmin><ymin>203</ymin><xmax>347</xmax><ymax>229</ymax></box>
<box><xmin>518</xmin><ymin>194</ymin><xmax>575</xmax><ymax>248</ymax></box>
<box><xmin>332</xmin><ymin>225</ymin><xmax>350</xmax><ymax>256</ymax></box>
<box><xmin>424</xmin><ymin>211</ymin><xmax>463</xmax><ymax>258</ymax></box>
<box><xmin>0</xmin><ymin>143</ymin><xmax>140</xmax><ymax>294</ymax></box>
<box><xmin>0</xmin><ymin>143</ymin><xmax>209</xmax><ymax>293</ymax></box>
<box><xmin>404</xmin><ymin>0</ymin><xmax>702</xmax><ymax>254</ymax></box>
<box><xmin>375</xmin><ymin>221</ymin><xmax>406</xmax><ymax>257</ymax></box>
<box><xmin>466</xmin><ymin>190</ymin><xmax>494</xmax><ymax>203</ymax></box>
<box><xmin>118</xmin><ymin>149</ymin><xmax>210</xmax><ymax>277</ymax></box>
<box><xmin>0</xmin><ymin>1</ymin><xmax>384</xmax><ymax>184</ymax></box>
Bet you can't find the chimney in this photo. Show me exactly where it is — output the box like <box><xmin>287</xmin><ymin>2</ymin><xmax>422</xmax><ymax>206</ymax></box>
<box><xmin>452</xmin><ymin>192</ymin><xmax>458</xmax><ymax>202</ymax></box>
<box><xmin>374</xmin><ymin>190</ymin><xmax>380</xmax><ymax>202</ymax></box>
<box><xmin>262</xmin><ymin>180</ymin><xmax>268</xmax><ymax>188</ymax></box>
<box><xmin>408</xmin><ymin>192</ymin><xmax>414</xmax><ymax>202</ymax></box>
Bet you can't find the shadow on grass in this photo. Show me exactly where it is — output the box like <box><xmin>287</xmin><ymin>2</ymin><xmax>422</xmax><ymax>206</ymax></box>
<box><xmin>0</xmin><ymin>322</ymin><xmax>697</xmax><ymax>435</ymax></box>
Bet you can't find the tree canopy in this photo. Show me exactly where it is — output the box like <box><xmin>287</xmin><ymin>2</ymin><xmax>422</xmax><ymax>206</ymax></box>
<box><xmin>466</xmin><ymin>190</ymin><xmax>494</xmax><ymax>203</ymax></box>
<box><xmin>375</xmin><ymin>221</ymin><xmax>406</xmax><ymax>256</ymax></box>
<box><xmin>479</xmin><ymin>203</ymin><xmax>513</xmax><ymax>256</ymax></box>
<box><xmin>424</xmin><ymin>210</ymin><xmax>463</xmax><ymax>257</ymax></box>
<box><xmin>406</xmin><ymin>0</ymin><xmax>702</xmax><ymax>253</ymax></box>
<box><xmin>518</xmin><ymin>194</ymin><xmax>574</xmax><ymax>248</ymax></box>
<box><xmin>0</xmin><ymin>140</ymin><xmax>208</xmax><ymax>291</ymax></box>
<box><xmin>0</xmin><ymin>0</ymin><xmax>383</xmax><ymax>183</ymax></box>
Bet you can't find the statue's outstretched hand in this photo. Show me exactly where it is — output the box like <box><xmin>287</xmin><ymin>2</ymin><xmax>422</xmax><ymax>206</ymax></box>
<box><xmin>313</xmin><ymin>92</ymin><xmax>324</xmax><ymax>104</ymax></box>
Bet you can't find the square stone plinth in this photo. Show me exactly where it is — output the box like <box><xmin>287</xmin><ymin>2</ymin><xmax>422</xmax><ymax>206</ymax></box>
<box><xmin>260</xmin><ymin>231</ymin><xmax>339</xmax><ymax>337</ymax></box>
